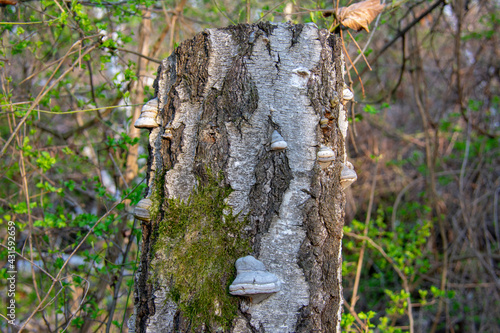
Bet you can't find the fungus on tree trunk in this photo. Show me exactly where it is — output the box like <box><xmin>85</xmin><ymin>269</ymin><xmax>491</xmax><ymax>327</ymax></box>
<box><xmin>130</xmin><ymin>22</ymin><xmax>352</xmax><ymax>333</ymax></box>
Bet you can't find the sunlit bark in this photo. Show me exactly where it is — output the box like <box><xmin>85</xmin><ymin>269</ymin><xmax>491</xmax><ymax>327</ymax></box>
<box><xmin>130</xmin><ymin>22</ymin><xmax>348</xmax><ymax>333</ymax></box>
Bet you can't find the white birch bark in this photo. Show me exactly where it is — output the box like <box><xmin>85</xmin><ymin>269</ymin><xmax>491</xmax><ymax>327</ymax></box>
<box><xmin>130</xmin><ymin>22</ymin><xmax>348</xmax><ymax>333</ymax></box>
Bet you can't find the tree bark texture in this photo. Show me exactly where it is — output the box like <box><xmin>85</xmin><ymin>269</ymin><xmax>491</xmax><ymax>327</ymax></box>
<box><xmin>130</xmin><ymin>22</ymin><xmax>348</xmax><ymax>333</ymax></box>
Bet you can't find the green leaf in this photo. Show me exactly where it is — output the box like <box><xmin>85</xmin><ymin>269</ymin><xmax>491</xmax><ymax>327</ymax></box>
<box><xmin>36</xmin><ymin>151</ymin><xmax>57</xmax><ymax>172</ymax></box>
<box><xmin>363</xmin><ymin>104</ymin><xmax>379</xmax><ymax>114</ymax></box>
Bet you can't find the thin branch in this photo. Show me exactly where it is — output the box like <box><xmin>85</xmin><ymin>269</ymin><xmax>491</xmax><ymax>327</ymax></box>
<box><xmin>360</xmin><ymin>0</ymin><xmax>446</xmax><ymax>77</ymax></box>
<box><xmin>212</xmin><ymin>0</ymin><xmax>237</xmax><ymax>25</ymax></box>
<box><xmin>20</xmin><ymin>103</ymin><xmax>139</xmax><ymax>115</ymax></box>
<box><xmin>105</xmin><ymin>218</ymin><xmax>137</xmax><ymax>333</ymax></box>
<box><xmin>345</xmin><ymin>231</ymin><xmax>414</xmax><ymax>332</ymax></box>
<box><xmin>256</xmin><ymin>0</ymin><xmax>291</xmax><ymax>23</ymax></box>
<box><xmin>113</xmin><ymin>47</ymin><xmax>161</xmax><ymax>64</ymax></box>
<box><xmin>0</xmin><ymin>244</ymin><xmax>55</xmax><ymax>281</ymax></box>
<box><xmin>366</xmin><ymin>115</ymin><xmax>425</xmax><ymax>147</ymax></box>
<box><xmin>348</xmin><ymin>101</ymin><xmax>359</xmax><ymax>154</ymax></box>
<box><xmin>19</xmin><ymin>33</ymin><xmax>103</xmax><ymax>84</ymax></box>
<box><xmin>19</xmin><ymin>150</ymin><xmax>42</xmax><ymax>303</ymax></box>
<box><xmin>246</xmin><ymin>0</ymin><xmax>251</xmax><ymax>23</ymax></box>
<box><xmin>341</xmin><ymin>30</ymin><xmax>366</xmax><ymax>96</ymax></box>
<box><xmin>60</xmin><ymin>276</ymin><xmax>91</xmax><ymax>333</ymax></box>
<box><xmin>349</xmin><ymin>0</ymin><xmax>386</xmax><ymax>69</ymax></box>
<box><xmin>343</xmin><ymin>298</ymin><xmax>369</xmax><ymax>332</ymax></box>
<box><xmin>0</xmin><ymin>42</ymin><xmax>98</xmax><ymax>158</ymax></box>
<box><xmin>347</xmin><ymin>29</ymin><xmax>372</xmax><ymax>71</ymax></box>
<box><xmin>391</xmin><ymin>178</ymin><xmax>421</xmax><ymax>232</ymax></box>
<box><xmin>18</xmin><ymin>180</ymin><xmax>144</xmax><ymax>331</ymax></box>
<box><xmin>350</xmin><ymin>157</ymin><xmax>379</xmax><ymax>308</ymax></box>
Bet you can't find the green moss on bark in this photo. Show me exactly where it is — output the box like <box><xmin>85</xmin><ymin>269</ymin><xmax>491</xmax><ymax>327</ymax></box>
<box><xmin>153</xmin><ymin>172</ymin><xmax>250</xmax><ymax>330</ymax></box>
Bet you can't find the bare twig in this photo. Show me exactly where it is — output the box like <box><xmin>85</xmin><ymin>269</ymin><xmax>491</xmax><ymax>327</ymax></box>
<box><xmin>349</xmin><ymin>0</ymin><xmax>386</xmax><ymax>69</ymax></box>
<box><xmin>0</xmin><ymin>244</ymin><xmax>55</xmax><ymax>280</ymax></box>
<box><xmin>256</xmin><ymin>0</ymin><xmax>291</xmax><ymax>23</ymax></box>
<box><xmin>350</xmin><ymin>156</ymin><xmax>379</xmax><ymax>308</ymax></box>
<box><xmin>391</xmin><ymin>179</ymin><xmax>420</xmax><ymax>231</ymax></box>
<box><xmin>346</xmin><ymin>231</ymin><xmax>414</xmax><ymax>332</ymax></box>
<box><xmin>113</xmin><ymin>47</ymin><xmax>161</xmax><ymax>64</ymax></box>
<box><xmin>212</xmin><ymin>0</ymin><xmax>237</xmax><ymax>25</ymax></box>
<box><xmin>60</xmin><ymin>276</ymin><xmax>91</xmax><ymax>333</ymax></box>
<box><xmin>408</xmin><ymin>23</ymin><xmax>448</xmax><ymax>333</ymax></box>
<box><xmin>19</xmin><ymin>33</ymin><xmax>103</xmax><ymax>84</ymax></box>
<box><xmin>19</xmin><ymin>150</ymin><xmax>42</xmax><ymax>303</ymax></box>
<box><xmin>341</xmin><ymin>30</ymin><xmax>366</xmax><ymax>96</ymax></box>
<box><xmin>360</xmin><ymin>0</ymin><xmax>446</xmax><ymax>76</ymax></box>
<box><xmin>105</xmin><ymin>218</ymin><xmax>138</xmax><ymax>333</ymax></box>
<box><xmin>0</xmin><ymin>42</ymin><xmax>98</xmax><ymax>158</ymax></box>
<box><xmin>346</xmin><ymin>30</ymin><xmax>372</xmax><ymax>71</ymax></box>
<box><xmin>494</xmin><ymin>187</ymin><xmax>500</xmax><ymax>248</ymax></box>
<box><xmin>18</xmin><ymin>180</ymin><xmax>144</xmax><ymax>331</ymax></box>
<box><xmin>343</xmin><ymin>297</ymin><xmax>369</xmax><ymax>332</ymax></box>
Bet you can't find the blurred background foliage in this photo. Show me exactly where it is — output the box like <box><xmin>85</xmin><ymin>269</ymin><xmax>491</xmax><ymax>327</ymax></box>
<box><xmin>0</xmin><ymin>0</ymin><xmax>498</xmax><ymax>332</ymax></box>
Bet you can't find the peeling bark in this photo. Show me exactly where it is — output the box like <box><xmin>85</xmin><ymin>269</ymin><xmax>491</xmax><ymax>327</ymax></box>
<box><xmin>130</xmin><ymin>22</ymin><xmax>347</xmax><ymax>333</ymax></box>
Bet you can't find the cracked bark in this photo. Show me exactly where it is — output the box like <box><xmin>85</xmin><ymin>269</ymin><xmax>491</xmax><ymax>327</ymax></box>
<box><xmin>130</xmin><ymin>22</ymin><xmax>347</xmax><ymax>333</ymax></box>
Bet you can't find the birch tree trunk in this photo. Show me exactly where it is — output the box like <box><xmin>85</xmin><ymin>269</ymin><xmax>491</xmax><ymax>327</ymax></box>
<box><xmin>129</xmin><ymin>22</ymin><xmax>350</xmax><ymax>333</ymax></box>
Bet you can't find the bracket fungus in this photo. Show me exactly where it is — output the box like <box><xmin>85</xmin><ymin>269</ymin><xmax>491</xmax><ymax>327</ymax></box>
<box><xmin>343</xmin><ymin>87</ymin><xmax>354</xmax><ymax>102</ymax></box>
<box><xmin>340</xmin><ymin>161</ymin><xmax>357</xmax><ymax>189</ymax></box>
<box><xmin>134</xmin><ymin>198</ymin><xmax>152</xmax><ymax>223</ymax></box>
<box><xmin>320</xmin><ymin>117</ymin><xmax>329</xmax><ymax>129</ymax></box>
<box><xmin>134</xmin><ymin>98</ymin><xmax>160</xmax><ymax>129</ymax></box>
<box><xmin>317</xmin><ymin>145</ymin><xmax>335</xmax><ymax>169</ymax></box>
<box><xmin>330</xmin><ymin>93</ymin><xmax>340</xmax><ymax>109</ymax></box>
<box><xmin>229</xmin><ymin>255</ymin><xmax>281</xmax><ymax>304</ymax></box>
<box><xmin>270</xmin><ymin>130</ymin><xmax>287</xmax><ymax>151</ymax></box>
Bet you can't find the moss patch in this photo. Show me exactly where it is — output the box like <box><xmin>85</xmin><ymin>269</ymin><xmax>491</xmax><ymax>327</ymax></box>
<box><xmin>153</xmin><ymin>172</ymin><xmax>250</xmax><ymax>330</ymax></box>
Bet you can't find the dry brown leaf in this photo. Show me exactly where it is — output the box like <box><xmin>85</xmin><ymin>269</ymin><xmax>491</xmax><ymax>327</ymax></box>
<box><xmin>0</xmin><ymin>0</ymin><xmax>17</xmax><ymax>5</ymax></box>
<box><xmin>338</xmin><ymin>0</ymin><xmax>386</xmax><ymax>32</ymax></box>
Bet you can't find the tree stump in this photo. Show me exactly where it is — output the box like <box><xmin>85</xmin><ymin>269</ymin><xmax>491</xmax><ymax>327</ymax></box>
<box><xmin>130</xmin><ymin>22</ymin><xmax>350</xmax><ymax>333</ymax></box>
